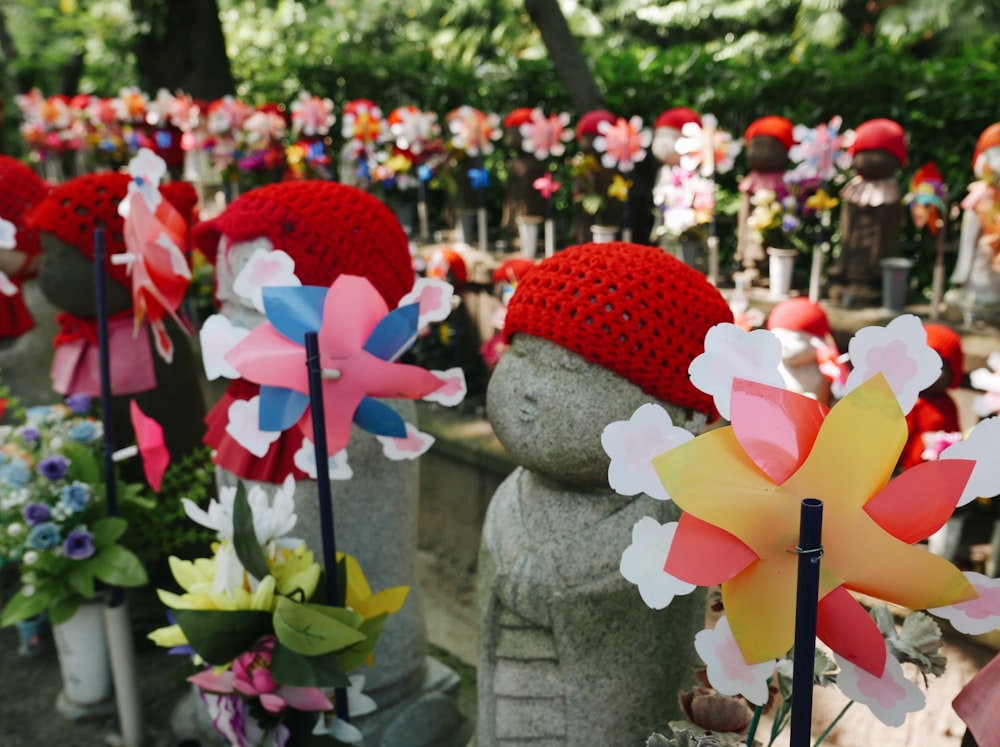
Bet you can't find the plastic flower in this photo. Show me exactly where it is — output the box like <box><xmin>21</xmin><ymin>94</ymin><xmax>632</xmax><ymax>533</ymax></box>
<box><xmin>676</xmin><ymin>114</ymin><xmax>740</xmax><ymax>177</ymax></box>
<box><xmin>695</xmin><ymin>615</ymin><xmax>775</xmax><ymax>706</ymax></box>
<box><xmin>607</xmin><ymin>174</ymin><xmax>632</xmax><ymax>202</ymax></box>
<box><xmin>928</xmin><ymin>572</ymin><xmax>1000</xmax><ymax>635</ymax></box>
<box><xmin>467</xmin><ymin>166</ymin><xmax>490</xmax><ymax>190</ymax></box>
<box><xmin>655</xmin><ymin>372</ymin><xmax>979</xmax><ymax>676</ymax></box>
<box><xmin>789</xmin><ymin>116</ymin><xmax>854</xmax><ymax>182</ymax></box>
<box><xmin>63</xmin><ymin>528</ymin><xmax>96</xmax><ymax>560</ymax></box>
<box><xmin>25</xmin><ymin>522</ymin><xmax>61</xmax><ymax>550</ymax></box>
<box><xmin>532</xmin><ymin>172</ymin><xmax>561</xmax><ymax>200</ymax></box>
<box><xmin>602</xmin><ymin>402</ymin><xmax>693</xmax><ymax>501</ymax></box>
<box><xmin>37</xmin><ymin>455</ymin><xmax>69</xmax><ymax>481</ymax></box>
<box><xmin>65</xmin><ymin>394</ymin><xmax>92</xmax><ymax>414</ymax></box>
<box><xmin>619</xmin><ymin>517</ymin><xmax>696</xmax><ymax>609</ymax></box>
<box><xmin>23</xmin><ymin>502</ymin><xmax>51</xmax><ymax>527</ymax></box>
<box><xmin>833</xmin><ymin>652</ymin><xmax>924</xmax><ymax>727</ymax></box>
<box><xmin>519</xmin><ymin>109</ymin><xmax>572</xmax><ymax>160</ymax></box>
<box><xmin>687</xmin><ymin>323</ymin><xmax>786</xmax><ymax>420</ymax></box>
<box><xmin>805</xmin><ymin>188</ymin><xmax>840</xmax><ymax>213</ymax></box>
<box><xmin>843</xmin><ymin>314</ymin><xmax>944</xmax><ymax>414</ymax></box>
<box><xmin>593</xmin><ymin>116</ymin><xmax>651</xmax><ymax>174</ymax></box>
<box><xmin>59</xmin><ymin>482</ymin><xmax>92</xmax><ymax>512</ymax></box>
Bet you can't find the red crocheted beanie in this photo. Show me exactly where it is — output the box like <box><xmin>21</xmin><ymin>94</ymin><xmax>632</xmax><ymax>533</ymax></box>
<box><xmin>973</xmin><ymin>122</ymin><xmax>1000</xmax><ymax>170</ymax></box>
<box><xmin>191</xmin><ymin>180</ymin><xmax>413</xmax><ymax>307</ymax></box>
<box><xmin>766</xmin><ymin>297</ymin><xmax>832</xmax><ymax>340</ymax></box>
<box><xmin>503</xmin><ymin>107</ymin><xmax>535</xmax><ymax>129</ymax></box>
<box><xmin>924</xmin><ymin>323</ymin><xmax>963</xmax><ymax>390</ymax></box>
<box><xmin>745</xmin><ymin>115</ymin><xmax>796</xmax><ymax>151</ymax></box>
<box><xmin>30</xmin><ymin>172</ymin><xmax>198</xmax><ymax>286</ymax></box>
<box><xmin>502</xmin><ymin>241</ymin><xmax>733</xmax><ymax>415</ymax></box>
<box><xmin>0</xmin><ymin>156</ymin><xmax>50</xmax><ymax>261</ymax></box>
<box><xmin>849</xmin><ymin>118</ymin><xmax>908</xmax><ymax>165</ymax></box>
<box><xmin>576</xmin><ymin>110</ymin><xmax>616</xmax><ymax>141</ymax></box>
<box><xmin>655</xmin><ymin>107</ymin><xmax>701</xmax><ymax>132</ymax></box>
<box><xmin>492</xmin><ymin>257</ymin><xmax>536</xmax><ymax>285</ymax></box>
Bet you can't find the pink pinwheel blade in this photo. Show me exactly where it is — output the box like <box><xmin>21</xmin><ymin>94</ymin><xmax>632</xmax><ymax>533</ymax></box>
<box><xmin>226</xmin><ymin>324</ymin><xmax>311</xmax><ymax>392</ymax></box>
<box><xmin>124</xmin><ymin>197</ymin><xmax>190</xmax><ymax>326</ymax></box>
<box><xmin>816</xmin><ymin>584</ymin><xmax>887</xmax><ymax>676</ymax></box>
<box><xmin>129</xmin><ymin>399</ymin><xmax>169</xmax><ymax>492</ymax></box>
<box><xmin>665</xmin><ymin>512</ymin><xmax>757</xmax><ymax>586</ymax></box>
<box><xmin>320</xmin><ymin>275</ymin><xmax>391</xmax><ymax>355</ymax></box>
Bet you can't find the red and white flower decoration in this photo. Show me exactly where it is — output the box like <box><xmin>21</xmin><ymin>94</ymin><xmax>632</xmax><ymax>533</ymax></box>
<box><xmin>519</xmin><ymin>108</ymin><xmax>573</xmax><ymax>161</ymax></box>
<box><xmin>592</xmin><ymin>115</ymin><xmax>651</xmax><ymax>174</ymax></box>
<box><xmin>446</xmin><ymin>106</ymin><xmax>501</xmax><ymax>157</ymax></box>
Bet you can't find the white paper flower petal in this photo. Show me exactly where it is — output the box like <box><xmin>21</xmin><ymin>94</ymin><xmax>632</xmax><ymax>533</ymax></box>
<box><xmin>688</xmin><ymin>323</ymin><xmax>785</xmax><ymax>420</ymax></box>
<box><xmin>0</xmin><ymin>218</ymin><xmax>16</xmax><ymax>250</ymax></box>
<box><xmin>928</xmin><ymin>572</ymin><xmax>1000</xmax><ymax>635</ymax></box>
<box><xmin>833</xmin><ymin>652</ymin><xmax>925</xmax><ymax>727</ymax></box>
<box><xmin>200</xmin><ymin>314</ymin><xmax>250</xmax><ymax>380</ymax></box>
<box><xmin>620</xmin><ymin>516</ymin><xmax>696</xmax><ymax>610</ymax></box>
<box><xmin>377</xmin><ymin>424</ymin><xmax>435</xmax><ymax>460</ymax></box>
<box><xmin>844</xmin><ymin>315</ymin><xmax>942</xmax><ymax>415</ymax></box>
<box><xmin>399</xmin><ymin>276</ymin><xmax>454</xmax><ymax>326</ymax></box>
<box><xmin>0</xmin><ymin>272</ymin><xmax>18</xmax><ymax>297</ymax></box>
<box><xmin>940</xmin><ymin>417</ymin><xmax>1000</xmax><ymax>507</ymax></box>
<box><xmin>293</xmin><ymin>437</ymin><xmax>353</xmax><ymax>480</ymax></box>
<box><xmin>424</xmin><ymin>368</ymin><xmax>467</xmax><ymax>407</ymax></box>
<box><xmin>225</xmin><ymin>396</ymin><xmax>282</xmax><ymax>457</ymax></box>
<box><xmin>694</xmin><ymin>615</ymin><xmax>775</xmax><ymax>706</ymax></box>
<box><xmin>328</xmin><ymin>717</ymin><xmax>364</xmax><ymax>744</ymax></box>
<box><xmin>602</xmin><ymin>403</ymin><xmax>693</xmax><ymax>500</ymax></box>
<box><xmin>347</xmin><ymin>675</ymin><xmax>378</xmax><ymax>717</ymax></box>
<box><xmin>233</xmin><ymin>247</ymin><xmax>301</xmax><ymax>312</ymax></box>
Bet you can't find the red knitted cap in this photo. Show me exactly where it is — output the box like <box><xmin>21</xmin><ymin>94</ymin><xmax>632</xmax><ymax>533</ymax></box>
<box><xmin>503</xmin><ymin>107</ymin><xmax>535</xmax><ymax>129</ymax></box>
<box><xmin>654</xmin><ymin>107</ymin><xmax>701</xmax><ymax>131</ymax></box>
<box><xmin>191</xmin><ymin>180</ymin><xmax>413</xmax><ymax>307</ymax></box>
<box><xmin>766</xmin><ymin>297</ymin><xmax>832</xmax><ymax>340</ymax></box>
<box><xmin>924</xmin><ymin>323</ymin><xmax>963</xmax><ymax>390</ymax></box>
<box><xmin>973</xmin><ymin>122</ymin><xmax>1000</xmax><ymax>170</ymax></box>
<box><xmin>427</xmin><ymin>247</ymin><xmax>468</xmax><ymax>286</ymax></box>
<box><xmin>492</xmin><ymin>257</ymin><xmax>537</xmax><ymax>285</ymax></box>
<box><xmin>0</xmin><ymin>156</ymin><xmax>50</xmax><ymax>260</ymax></box>
<box><xmin>31</xmin><ymin>172</ymin><xmax>197</xmax><ymax>286</ymax></box>
<box><xmin>503</xmin><ymin>242</ymin><xmax>733</xmax><ymax>415</ymax></box>
<box><xmin>849</xmin><ymin>118</ymin><xmax>908</xmax><ymax>165</ymax></box>
<box><xmin>745</xmin><ymin>115</ymin><xmax>796</xmax><ymax>151</ymax></box>
<box><xmin>576</xmin><ymin>110</ymin><xmax>616</xmax><ymax>140</ymax></box>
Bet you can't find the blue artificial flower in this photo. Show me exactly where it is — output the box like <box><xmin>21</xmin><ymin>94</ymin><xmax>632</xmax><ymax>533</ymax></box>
<box><xmin>0</xmin><ymin>458</ymin><xmax>32</xmax><ymax>488</ymax></box>
<box><xmin>63</xmin><ymin>529</ymin><xmax>95</xmax><ymax>560</ymax></box>
<box><xmin>65</xmin><ymin>394</ymin><xmax>92</xmax><ymax>414</ymax></box>
<box><xmin>23</xmin><ymin>502</ymin><xmax>51</xmax><ymax>527</ymax></box>
<box><xmin>417</xmin><ymin>164</ymin><xmax>433</xmax><ymax>182</ymax></box>
<box><xmin>467</xmin><ymin>167</ymin><xmax>490</xmax><ymax>190</ymax></box>
<box><xmin>59</xmin><ymin>482</ymin><xmax>92</xmax><ymax>513</ymax></box>
<box><xmin>25</xmin><ymin>522</ymin><xmax>61</xmax><ymax>550</ymax></box>
<box><xmin>20</xmin><ymin>426</ymin><xmax>40</xmax><ymax>445</ymax></box>
<box><xmin>36</xmin><ymin>455</ymin><xmax>70</xmax><ymax>482</ymax></box>
<box><xmin>154</xmin><ymin>130</ymin><xmax>173</xmax><ymax>149</ymax></box>
<box><xmin>69</xmin><ymin>420</ymin><xmax>100</xmax><ymax>444</ymax></box>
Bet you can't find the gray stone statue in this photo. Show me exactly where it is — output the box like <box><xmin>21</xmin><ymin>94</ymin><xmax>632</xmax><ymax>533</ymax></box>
<box><xmin>190</xmin><ymin>180</ymin><xmax>468</xmax><ymax>746</ymax></box>
<box><xmin>477</xmin><ymin>241</ymin><xmax>735</xmax><ymax>746</ymax></box>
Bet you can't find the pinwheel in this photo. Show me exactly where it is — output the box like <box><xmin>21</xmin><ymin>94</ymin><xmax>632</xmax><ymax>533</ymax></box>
<box><xmin>225</xmin><ymin>274</ymin><xmax>463</xmax><ymax>459</ymax></box>
<box><xmin>789</xmin><ymin>115</ymin><xmax>854</xmax><ymax>184</ymax></box>
<box><xmin>115</xmin><ymin>149</ymin><xmax>192</xmax><ymax>363</ymax></box>
<box><xmin>290</xmin><ymin>91</ymin><xmax>336</xmax><ymax>138</ymax></box>
<box><xmin>446</xmin><ymin>105</ymin><xmax>501</xmax><ymax>157</ymax></box>
<box><xmin>592</xmin><ymin>115</ymin><xmax>651</xmax><ymax>242</ymax></box>
<box><xmin>519</xmin><ymin>108</ymin><xmax>573</xmax><ymax>161</ymax></box>
<box><xmin>388</xmin><ymin>106</ymin><xmax>440</xmax><ymax>155</ymax></box>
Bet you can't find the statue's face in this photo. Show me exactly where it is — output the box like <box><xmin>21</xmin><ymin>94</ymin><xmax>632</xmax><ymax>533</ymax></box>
<box><xmin>37</xmin><ymin>233</ymin><xmax>132</xmax><ymax>316</ymax></box>
<box><xmin>487</xmin><ymin>334</ymin><xmax>678</xmax><ymax>487</ymax></box>
<box><xmin>852</xmin><ymin>150</ymin><xmax>900</xmax><ymax>180</ymax></box>
<box><xmin>746</xmin><ymin>136</ymin><xmax>789</xmax><ymax>172</ymax></box>
<box><xmin>651</xmin><ymin>127</ymin><xmax>682</xmax><ymax>166</ymax></box>
<box><xmin>214</xmin><ymin>235</ymin><xmax>274</xmax><ymax>330</ymax></box>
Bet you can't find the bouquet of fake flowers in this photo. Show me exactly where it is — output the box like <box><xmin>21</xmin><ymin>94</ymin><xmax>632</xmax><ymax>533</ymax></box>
<box><xmin>149</xmin><ymin>477</ymin><xmax>408</xmax><ymax>746</ymax></box>
<box><xmin>0</xmin><ymin>395</ymin><xmax>149</xmax><ymax>626</ymax></box>
<box><xmin>746</xmin><ymin>188</ymin><xmax>805</xmax><ymax>252</ymax></box>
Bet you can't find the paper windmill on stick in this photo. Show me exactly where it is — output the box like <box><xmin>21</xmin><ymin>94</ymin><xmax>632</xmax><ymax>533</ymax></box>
<box><xmin>115</xmin><ymin>148</ymin><xmax>193</xmax><ymax>363</ymax></box>
<box><xmin>606</xmin><ymin>314</ymin><xmax>1000</xmax><ymax>731</ymax></box>
<box><xmin>212</xmin><ymin>272</ymin><xmax>466</xmax><ymax>472</ymax></box>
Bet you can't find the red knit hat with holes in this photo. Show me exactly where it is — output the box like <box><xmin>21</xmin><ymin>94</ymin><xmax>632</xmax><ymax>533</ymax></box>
<box><xmin>192</xmin><ymin>180</ymin><xmax>413</xmax><ymax>307</ymax></box>
<box><xmin>655</xmin><ymin>107</ymin><xmax>701</xmax><ymax>132</ymax></box>
<box><xmin>766</xmin><ymin>297</ymin><xmax>832</xmax><ymax>340</ymax></box>
<box><xmin>576</xmin><ymin>110</ymin><xmax>617</xmax><ymax>141</ymax></box>
<box><xmin>0</xmin><ymin>156</ymin><xmax>49</xmax><ymax>263</ymax></box>
<box><xmin>924</xmin><ymin>323</ymin><xmax>963</xmax><ymax>390</ymax></box>
<box><xmin>503</xmin><ymin>107</ymin><xmax>535</xmax><ymax>129</ymax></box>
<box><xmin>30</xmin><ymin>172</ymin><xmax>198</xmax><ymax>287</ymax></box>
<box><xmin>503</xmin><ymin>242</ymin><xmax>733</xmax><ymax>415</ymax></box>
<box><xmin>492</xmin><ymin>257</ymin><xmax>536</xmax><ymax>285</ymax></box>
<box><xmin>745</xmin><ymin>115</ymin><xmax>796</xmax><ymax>151</ymax></box>
<box><xmin>849</xmin><ymin>118</ymin><xmax>908</xmax><ymax>165</ymax></box>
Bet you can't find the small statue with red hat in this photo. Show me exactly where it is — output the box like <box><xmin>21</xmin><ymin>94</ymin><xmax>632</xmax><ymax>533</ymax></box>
<box><xmin>569</xmin><ymin>109</ymin><xmax>621</xmax><ymax>243</ymax></box>
<box><xmin>952</xmin><ymin>122</ymin><xmax>1000</xmax><ymax>312</ymax></box>
<box><xmin>830</xmin><ymin>117</ymin><xmax>908</xmax><ymax>306</ymax></box>
<box><xmin>500</xmin><ymin>107</ymin><xmax>548</xmax><ymax>244</ymax></box>
<box><xmin>736</xmin><ymin>115</ymin><xmax>797</xmax><ymax>276</ymax></box>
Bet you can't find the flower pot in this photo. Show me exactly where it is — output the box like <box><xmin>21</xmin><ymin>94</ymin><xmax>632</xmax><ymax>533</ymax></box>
<box><xmin>52</xmin><ymin>601</ymin><xmax>115</xmax><ymax>718</ymax></box>
<box><xmin>15</xmin><ymin>613</ymin><xmax>47</xmax><ymax>656</ymax></box>
<box><xmin>590</xmin><ymin>225</ymin><xmax>619</xmax><ymax>243</ymax></box>
<box><xmin>880</xmin><ymin>257</ymin><xmax>914</xmax><ymax>313</ymax></box>
<box><xmin>517</xmin><ymin>215</ymin><xmax>542</xmax><ymax>258</ymax></box>
<box><xmin>456</xmin><ymin>209</ymin><xmax>477</xmax><ymax>245</ymax></box>
<box><xmin>767</xmin><ymin>248</ymin><xmax>799</xmax><ymax>300</ymax></box>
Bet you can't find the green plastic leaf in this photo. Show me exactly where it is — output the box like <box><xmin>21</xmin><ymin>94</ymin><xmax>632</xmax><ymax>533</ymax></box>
<box><xmin>336</xmin><ymin>611</ymin><xmax>388</xmax><ymax>672</ymax></box>
<box><xmin>90</xmin><ymin>545</ymin><xmax>148</xmax><ymax>587</ymax></box>
<box><xmin>50</xmin><ymin>596</ymin><xmax>82</xmax><ymax>626</ymax></box>
<box><xmin>0</xmin><ymin>589</ymin><xmax>49</xmax><ymax>626</ymax></box>
<box><xmin>272</xmin><ymin>596</ymin><xmax>366</xmax><ymax>656</ymax></box>
<box><xmin>232</xmin><ymin>482</ymin><xmax>271</xmax><ymax>582</ymax></box>
<box><xmin>91</xmin><ymin>516</ymin><xmax>127</xmax><ymax>549</ymax></box>
<box><xmin>63</xmin><ymin>441</ymin><xmax>101</xmax><ymax>485</ymax></box>
<box><xmin>66</xmin><ymin>563</ymin><xmax>96</xmax><ymax>600</ymax></box>
<box><xmin>270</xmin><ymin>641</ymin><xmax>351</xmax><ymax>688</ymax></box>
<box><xmin>173</xmin><ymin>609</ymin><xmax>272</xmax><ymax>664</ymax></box>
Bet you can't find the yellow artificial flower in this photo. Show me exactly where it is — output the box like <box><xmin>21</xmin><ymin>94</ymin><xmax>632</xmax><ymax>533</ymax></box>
<box><xmin>607</xmin><ymin>174</ymin><xmax>633</xmax><ymax>203</ymax></box>
<box><xmin>385</xmin><ymin>153</ymin><xmax>413</xmax><ymax>174</ymax></box>
<box><xmin>271</xmin><ymin>544</ymin><xmax>321</xmax><ymax>600</ymax></box>
<box><xmin>805</xmin><ymin>188</ymin><xmax>839</xmax><ymax>212</ymax></box>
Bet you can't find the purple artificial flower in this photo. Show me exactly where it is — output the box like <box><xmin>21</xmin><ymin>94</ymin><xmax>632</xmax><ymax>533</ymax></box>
<box><xmin>36</xmin><ymin>455</ymin><xmax>69</xmax><ymax>482</ymax></box>
<box><xmin>20</xmin><ymin>426</ymin><xmax>40</xmax><ymax>444</ymax></box>
<box><xmin>25</xmin><ymin>521</ymin><xmax>61</xmax><ymax>550</ymax></box>
<box><xmin>23</xmin><ymin>502</ymin><xmax>52</xmax><ymax>527</ymax></box>
<box><xmin>63</xmin><ymin>529</ymin><xmax>96</xmax><ymax>560</ymax></box>
<box><xmin>65</xmin><ymin>394</ymin><xmax>92</xmax><ymax>414</ymax></box>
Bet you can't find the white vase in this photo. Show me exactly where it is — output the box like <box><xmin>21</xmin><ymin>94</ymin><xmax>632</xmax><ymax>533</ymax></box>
<box><xmin>767</xmin><ymin>248</ymin><xmax>799</xmax><ymax>300</ymax></box>
<box><xmin>590</xmin><ymin>225</ymin><xmax>619</xmax><ymax>243</ymax></box>
<box><xmin>517</xmin><ymin>215</ymin><xmax>542</xmax><ymax>258</ymax></box>
<box><xmin>52</xmin><ymin>600</ymin><xmax>115</xmax><ymax>718</ymax></box>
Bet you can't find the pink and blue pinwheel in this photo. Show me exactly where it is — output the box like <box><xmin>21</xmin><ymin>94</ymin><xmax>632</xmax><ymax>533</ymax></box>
<box><xmin>224</xmin><ymin>275</ymin><xmax>448</xmax><ymax>458</ymax></box>
<box><xmin>789</xmin><ymin>115</ymin><xmax>854</xmax><ymax>183</ymax></box>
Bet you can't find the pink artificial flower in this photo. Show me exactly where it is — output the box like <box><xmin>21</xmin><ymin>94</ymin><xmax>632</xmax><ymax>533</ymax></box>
<box><xmin>519</xmin><ymin>109</ymin><xmax>572</xmax><ymax>160</ymax></box>
<box><xmin>593</xmin><ymin>116</ymin><xmax>651</xmax><ymax>173</ymax></box>
<box><xmin>532</xmin><ymin>172</ymin><xmax>562</xmax><ymax>199</ymax></box>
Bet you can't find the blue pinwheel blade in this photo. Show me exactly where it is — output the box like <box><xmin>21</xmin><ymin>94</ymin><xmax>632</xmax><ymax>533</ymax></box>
<box><xmin>258</xmin><ymin>385</ymin><xmax>310</xmax><ymax>432</ymax></box>
<box><xmin>363</xmin><ymin>303</ymin><xmax>420</xmax><ymax>362</ymax></box>
<box><xmin>353</xmin><ymin>397</ymin><xmax>407</xmax><ymax>438</ymax></box>
<box><xmin>262</xmin><ymin>285</ymin><xmax>328</xmax><ymax>344</ymax></box>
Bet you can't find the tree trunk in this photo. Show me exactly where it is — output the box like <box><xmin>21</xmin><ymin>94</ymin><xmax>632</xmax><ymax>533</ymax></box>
<box><xmin>130</xmin><ymin>0</ymin><xmax>234</xmax><ymax>99</ymax></box>
<box><xmin>525</xmin><ymin>0</ymin><xmax>604</xmax><ymax>115</ymax></box>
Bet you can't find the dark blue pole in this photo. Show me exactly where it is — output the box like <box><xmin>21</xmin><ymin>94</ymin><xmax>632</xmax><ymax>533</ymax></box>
<box><xmin>303</xmin><ymin>331</ymin><xmax>349</xmax><ymax>724</ymax></box>
<box><xmin>790</xmin><ymin>498</ymin><xmax>824</xmax><ymax>747</ymax></box>
<box><xmin>94</xmin><ymin>228</ymin><xmax>124</xmax><ymax>608</ymax></box>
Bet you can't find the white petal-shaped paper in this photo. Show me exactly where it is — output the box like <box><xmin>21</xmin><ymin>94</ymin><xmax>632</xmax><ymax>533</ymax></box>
<box><xmin>619</xmin><ymin>517</ymin><xmax>696</xmax><ymax>610</ymax></box>
<box><xmin>424</xmin><ymin>368</ymin><xmax>467</xmax><ymax>407</ymax></box>
<box><xmin>834</xmin><ymin>652</ymin><xmax>925</xmax><ymax>727</ymax></box>
<box><xmin>377</xmin><ymin>424</ymin><xmax>435</xmax><ymax>461</ymax></box>
<box><xmin>398</xmin><ymin>277</ymin><xmax>454</xmax><ymax>326</ymax></box>
<box><xmin>200</xmin><ymin>314</ymin><xmax>250</xmax><ymax>380</ymax></box>
<box><xmin>233</xmin><ymin>247</ymin><xmax>301</xmax><ymax>312</ymax></box>
<box><xmin>941</xmin><ymin>417</ymin><xmax>1000</xmax><ymax>507</ymax></box>
<box><xmin>602</xmin><ymin>403</ymin><xmax>693</xmax><ymax>500</ymax></box>
<box><xmin>293</xmin><ymin>437</ymin><xmax>353</xmax><ymax>481</ymax></box>
<box><xmin>928</xmin><ymin>572</ymin><xmax>1000</xmax><ymax>635</ymax></box>
<box><xmin>225</xmin><ymin>396</ymin><xmax>282</xmax><ymax>458</ymax></box>
<box><xmin>694</xmin><ymin>615</ymin><xmax>775</xmax><ymax>706</ymax></box>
